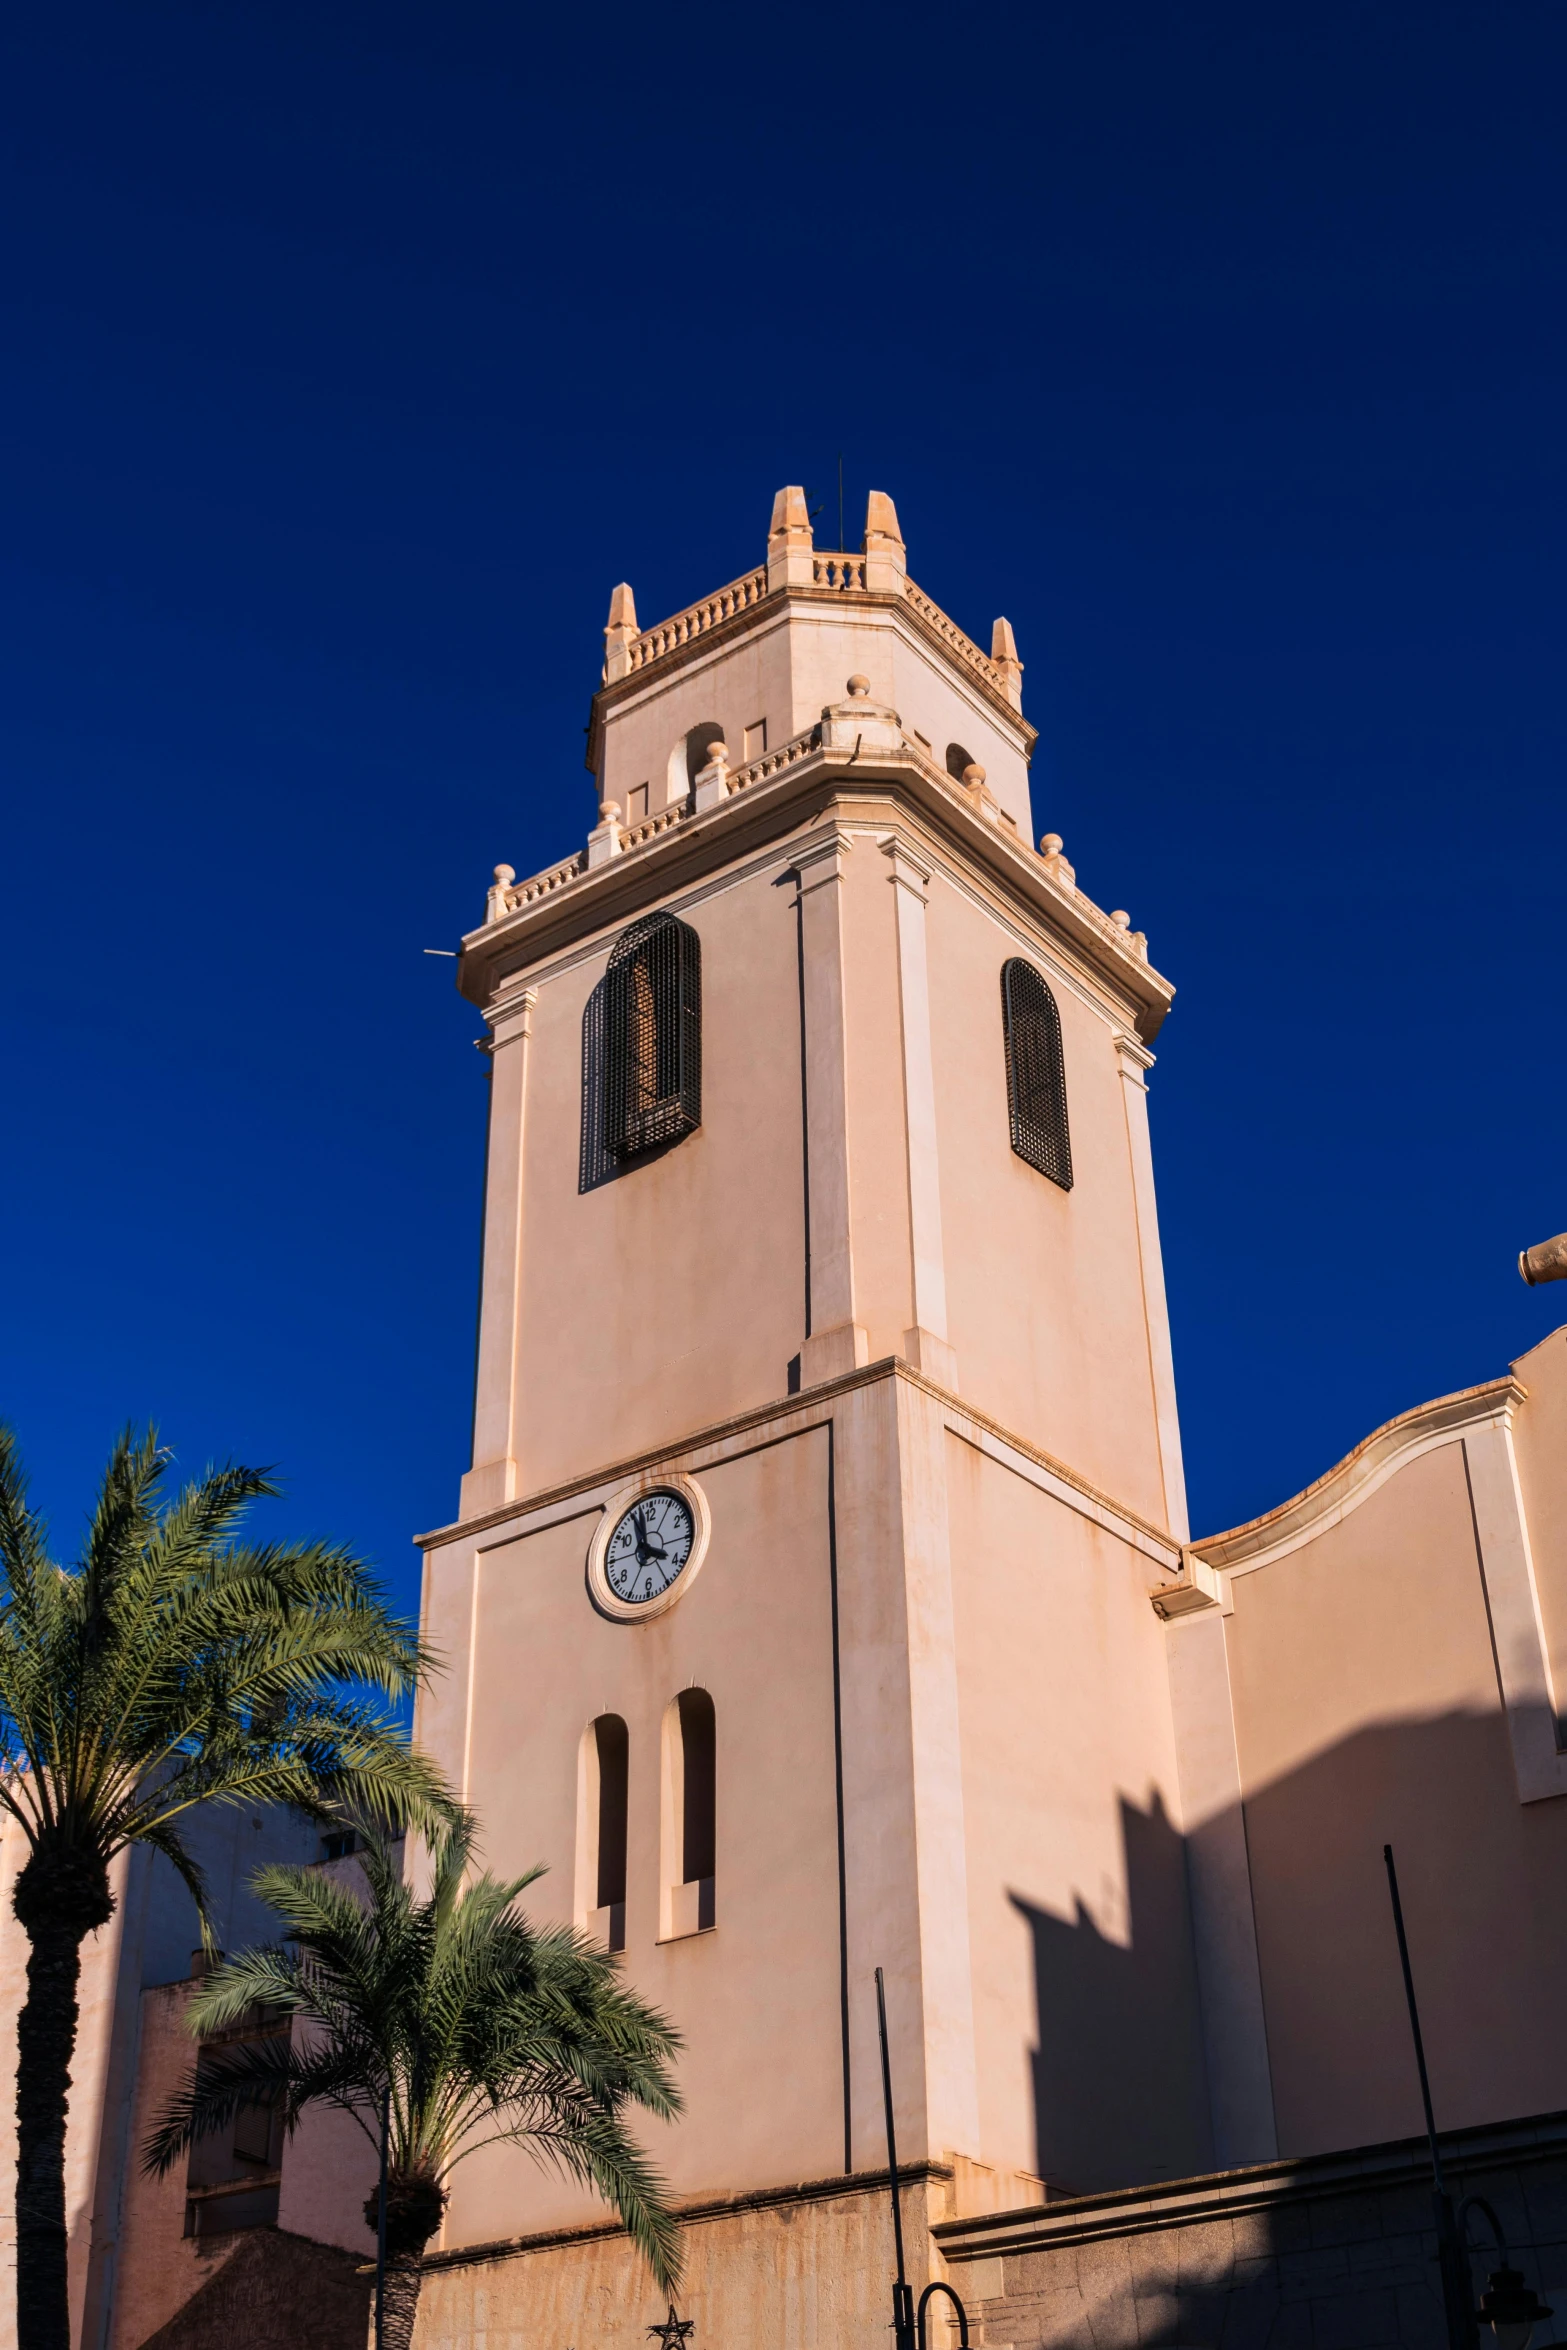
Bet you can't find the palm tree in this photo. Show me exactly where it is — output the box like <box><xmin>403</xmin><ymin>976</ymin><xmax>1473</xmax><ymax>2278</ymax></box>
<box><xmin>146</xmin><ymin>1820</ymin><xmax>683</xmax><ymax>2350</ymax></box>
<box><xmin>0</xmin><ymin>1424</ymin><xmax>452</xmax><ymax>2350</ymax></box>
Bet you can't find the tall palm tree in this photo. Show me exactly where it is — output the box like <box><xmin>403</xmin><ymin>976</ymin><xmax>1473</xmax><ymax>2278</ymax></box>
<box><xmin>0</xmin><ymin>1423</ymin><xmax>452</xmax><ymax>2350</ymax></box>
<box><xmin>146</xmin><ymin>1821</ymin><xmax>683</xmax><ymax>2350</ymax></box>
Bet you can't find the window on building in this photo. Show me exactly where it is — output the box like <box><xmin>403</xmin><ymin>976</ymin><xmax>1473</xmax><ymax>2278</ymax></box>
<box><xmin>663</xmin><ymin>1688</ymin><xmax>716</xmax><ymax>1937</ymax></box>
<box><xmin>1001</xmin><ymin>958</ymin><xmax>1073</xmax><ymax>1190</ymax></box>
<box><xmin>584</xmin><ymin>1712</ymin><xmax>629</xmax><ymax>1953</ymax></box>
<box><xmin>318</xmin><ymin>1828</ymin><xmax>359</xmax><ymax>1863</ymax></box>
<box><xmin>946</xmin><ymin>741</ymin><xmax>977</xmax><ymax>781</ymax></box>
<box><xmin>183</xmin><ymin>2008</ymin><xmax>289</xmax><ymax>2240</ymax></box>
<box><xmin>627</xmin><ymin>782</ymin><xmax>650</xmax><ymax>823</ymax></box>
<box><xmin>583</xmin><ymin>911</ymin><xmax>701</xmax><ymax>1183</ymax></box>
<box><xmin>742</xmin><ymin>719</ymin><xmax>767</xmax><ymax>762</ymax></box>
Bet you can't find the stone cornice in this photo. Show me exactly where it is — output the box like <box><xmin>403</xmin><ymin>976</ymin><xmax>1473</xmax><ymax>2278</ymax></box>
<box><xmin>460</xmin><ymin>741</ymin><xmax>1174</xmax><ymax>1042</ymax></box>
<box><xmin>416</xmin><ymin>1353</ymin><xmax>1183</xmax><ymax>1561</ymax></box>
<box><xmin>1190</xmin><ymin>1372</ymin><xmax>1528</xmax><ymax>1576</ymax></box>
<box><xmin>933</xmin><ymin>2107</ymin><xmax>1567</xmax><ymax>2259</ymax></box>
<box><xmin>419</xmin><ymin>2160</ymin><xmax>953</xmax><ymax>2273</ymax></box>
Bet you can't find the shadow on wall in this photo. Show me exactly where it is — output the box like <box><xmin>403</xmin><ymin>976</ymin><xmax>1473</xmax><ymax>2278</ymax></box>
<box><xmin>1236</xmin><ymin>1707</ymin><xmax>1567</xmax><ymax>2162</ymax></box>
<box><xmin>978</xmin><ymin>1717</ymin><xmax>1567</xmax><ymax>2350</ymax></box>
<box><xmin>1011</xmin><ymin>1789</ymin><xmax>1214</xmax><ymax>2195</ymax></box>
<box><xmin>1011</xmin><ymin>1706</ymin><xmax>1567</xmax><ymax>2212</ymax></box>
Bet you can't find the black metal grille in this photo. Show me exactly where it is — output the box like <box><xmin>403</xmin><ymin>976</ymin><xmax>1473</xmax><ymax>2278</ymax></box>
<box><xmin>1001</xmin><ymin>958</ymin><xmax>1073</xmax><ymax>1189</ymax></box>
<box><xmin>580</xmin><ymin>912</ymin><xmax>701</xmax><ymax>1189</ymax></box>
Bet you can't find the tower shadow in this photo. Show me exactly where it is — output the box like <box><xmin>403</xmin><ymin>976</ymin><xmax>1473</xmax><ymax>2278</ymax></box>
<box><xmin>1010</xmin><ymin>1788</ymin><xmax>1214</xmax><ymax>2193</ymax></box>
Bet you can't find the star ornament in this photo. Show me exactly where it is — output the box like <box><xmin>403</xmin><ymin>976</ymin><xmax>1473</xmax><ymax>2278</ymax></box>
<box><xmin>647</xmin><ymin>2308</ymin><xmax>694</xmax><ymax>2350</ymax></box>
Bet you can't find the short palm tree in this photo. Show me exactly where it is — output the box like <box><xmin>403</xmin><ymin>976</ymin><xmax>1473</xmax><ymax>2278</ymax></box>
<box><xmin>146</xmin><ymin>1820</ymin><xmax>683</xmax><ymax>2350</ymax></box>
<box><xmin>0</xmin><ymin>1424</ymin><xmax>452</xmax><ymax>2350</ymax></box>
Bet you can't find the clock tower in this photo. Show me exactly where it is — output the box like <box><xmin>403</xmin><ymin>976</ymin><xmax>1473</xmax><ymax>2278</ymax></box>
<box><xmin>410</xmin><ymin>489</ymin><xmax>1253</xmax><ymax>2348</ymax></box>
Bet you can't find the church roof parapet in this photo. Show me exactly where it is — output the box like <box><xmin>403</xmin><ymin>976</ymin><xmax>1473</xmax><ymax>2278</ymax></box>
<box><xmin>603</xmin><ymin>558</ymin><xmax>1018</xmax><ymax>714</ymax></box>
<box><xmin>597</xmin><ymin>487</ymin><xmax>1026</xmax><ymax>737</ymax></box>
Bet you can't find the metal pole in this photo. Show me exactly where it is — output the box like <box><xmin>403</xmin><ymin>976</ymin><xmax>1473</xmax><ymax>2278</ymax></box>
<box><xmin>1384</xmin><ymin>1845</ymin><xmax>1473</xmax><ymax>2350</ymax></box>
<box><xmin>875</xmin><ymin>1968</ymin><xmax>915</xmax><ymax>2350</ymax></box>
<box><xmin>374</xmin><ymin>2077</ymin><xmax>390</xmax><ymax>2350</ymax></box>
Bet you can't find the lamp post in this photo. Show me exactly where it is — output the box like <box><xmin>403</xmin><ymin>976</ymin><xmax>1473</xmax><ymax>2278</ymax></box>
<box><xmin>1383</xmin><ymin>1849</ymin><xmax>1553</xmax><ymax>2350</ymax></box>
<box><xmin>1461</xmin><ymin>2197</ymin><xmax>1553</xmax><ymax>2350</ymax></box>
<box><xmin>875</xmin><ymin>1968</ymin><xmax>970</xmax><ymax>2350</ymax></box>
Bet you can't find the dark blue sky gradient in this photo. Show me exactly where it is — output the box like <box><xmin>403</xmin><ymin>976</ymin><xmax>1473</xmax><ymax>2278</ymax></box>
<box><xmin>3</xmin><ymin>1</ymin><xmax>1564</xmax><ymax>1622</ymax></box>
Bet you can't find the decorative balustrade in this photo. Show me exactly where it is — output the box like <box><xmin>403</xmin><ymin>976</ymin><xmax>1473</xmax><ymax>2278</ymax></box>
<box><xmin>622</xmin><ymin>567</ymin><xmax>769</xmax><ymax>673</ymax></box>
<box><xmin>486</xmin><ymin>729</ymin><xmax>1147</xmax><ymax>968</ymax></box>
<box><xmin>613</xmin><ymin>557</ymin><xmax>1006</xmax><ymax>715</ymax></box>
<box><xmin>496</xmin><ymin>850</ymin><xmax>586</xmax><ymax>916</ymax></box>
<box><xmin>902</xmin><ymin>579</ymin><xmax>1008</xmax><ymax>699</ymax></box>
<box><xmin>724</xmin><ymin>727</ymin><xmax>819</xmax><ymax>796</ymax></box>
<box><xmin>618</xmin><ymin>806</ymin><xmax>685</xmax><ymax>852</ymax></box>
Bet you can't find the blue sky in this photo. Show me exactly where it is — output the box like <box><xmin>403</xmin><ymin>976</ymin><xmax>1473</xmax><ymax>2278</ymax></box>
<box><xmin>2</xmin><ymin>1</ymin><xmax>1564</xmax><ymax>1623</ymax></box>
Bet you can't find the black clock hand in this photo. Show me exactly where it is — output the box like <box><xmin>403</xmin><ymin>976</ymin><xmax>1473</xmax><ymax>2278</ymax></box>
<box><xmin>635</xmin><ymin>1505</ymin><xmax>672</xmax><ymax>1562</ymax></box>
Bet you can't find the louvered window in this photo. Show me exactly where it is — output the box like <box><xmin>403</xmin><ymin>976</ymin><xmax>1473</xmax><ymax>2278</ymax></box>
<box><xmin>598</xmin><ymin>911</ymin><xmax>702</xmax><ymax>1166</ymax></box>
<box><xmin>1001</xmin><ymin>959</ymin><xmax>1072</xmax><ymax>1189</ymax></box>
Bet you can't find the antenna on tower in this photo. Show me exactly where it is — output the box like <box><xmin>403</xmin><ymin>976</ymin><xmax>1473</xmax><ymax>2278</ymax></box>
<box><xmin>837</xmin><ymin>453</ymin><xmax>844</xmax><ymax>551</ymax></box>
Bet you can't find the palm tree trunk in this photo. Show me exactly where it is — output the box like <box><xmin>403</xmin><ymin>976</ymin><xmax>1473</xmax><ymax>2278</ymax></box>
<box><xmin>365</xmin><ymin>2172</ymin><xmax>446</xmax><ymax>2350</ymax></box>
<box><xmin>379</xmin><ymin>2252</ymin><xmax>427</xmax><ymax>2350</ymax></box>
<box><xmin>12</xmin><ymin>1849</ymin><xmax>114</xmax><ymax>2350</ymax></box>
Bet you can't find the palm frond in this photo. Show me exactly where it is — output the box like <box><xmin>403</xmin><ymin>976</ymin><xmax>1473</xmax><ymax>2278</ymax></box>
<box><xmin>144</xmin><ymin>1838</ymin><xmax>685</xmax><ymax>2290</ymax></box>
<box><xmin>144</xmin><ymin>2033</ymin><xmax>306</xmax><ymax>2177</ymax></box>
<box><xmin>0</xmin><ymin>1420</ymin><xmax>456</xmax><ymax>1877</ymax></box>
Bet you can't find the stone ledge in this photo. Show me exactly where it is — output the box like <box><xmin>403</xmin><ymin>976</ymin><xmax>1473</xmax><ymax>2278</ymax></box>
<box><xmin>422</xmin><ymin>2160</ymin><xmax>953</xmax><ymax>2272</ymax></box>
<box><xmin>932</xmin><ymin>2108</ymin><xmax>1567</xmax><ymax>2261</ymax></box>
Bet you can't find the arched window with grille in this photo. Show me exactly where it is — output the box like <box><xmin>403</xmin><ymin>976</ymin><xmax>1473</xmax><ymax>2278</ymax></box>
<box><xmin>580</xmin><ymin>910</ymin><xmax>702</xmax><ymax>1189</ymax></box>
<box><xmin>1001</xmin><ymin>958</ymin><xmax>1073</xmax><ymax>1190</ymax></box>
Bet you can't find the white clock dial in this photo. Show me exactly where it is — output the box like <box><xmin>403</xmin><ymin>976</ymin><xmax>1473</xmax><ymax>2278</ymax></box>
<box><xmin>602</xmin><ymin>1490</ymin><xmax>696</xmax><ymax>1607</ymax></box>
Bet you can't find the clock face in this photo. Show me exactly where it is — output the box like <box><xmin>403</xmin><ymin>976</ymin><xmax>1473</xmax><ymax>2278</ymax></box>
<box><xmin>603</xmin><ymin>1490</ymin><xmax>697</xmax><ymax>1607</ymax></box>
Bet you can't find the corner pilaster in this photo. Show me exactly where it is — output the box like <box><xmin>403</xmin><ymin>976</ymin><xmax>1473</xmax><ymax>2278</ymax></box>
<box><xmin>883</xmin><ymin>839</ymin><xmax>957</xmax><ymax>1392</ymax></box>
<box><xmin>1116</xmin><ymin>1032</ymin><xmax>1189</xmax><ymax>1540</ymax></box>
<box><xmin>1163</xmin><ymin>1610</ymin><xmax>1278</xmax><ymax>2165</ymax></box>
<box><xmin>796</xmin><ymin>832</ymin><xmax>869</xmax><ymax>1387</ymax></box>
<box><xmin>893</xmin><ymin>1375</ymin><xmax>981</xmax><ymax>2162</ymax></box>
<box><xmin>461</xmin><ymin>988</ymin><xmax>538</xmax><ymax>1518</ymax></box>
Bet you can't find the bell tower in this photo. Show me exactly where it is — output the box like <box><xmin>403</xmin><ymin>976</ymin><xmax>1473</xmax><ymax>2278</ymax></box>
<box><xmin>411</xmin><ymin>490</ymin><xmax>1232</xmax><ymax>2349</ymax></box>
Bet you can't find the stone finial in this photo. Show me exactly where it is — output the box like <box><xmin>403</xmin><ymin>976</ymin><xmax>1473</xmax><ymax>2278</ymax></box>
<box><xmin>863</xmin><ymin>490</ymin><xmax>906</xmax><ymax>592</ymax></box>
<box><xmin>991</xmin><ymin>617</ymin><xmax>1024</xmax><ymax>711</ymax></box>
<box><xmin>603</xmin><ymin>584</ymin><xmax>640</xmax><ymax>684</ymax></box>
<box><xmin>864</xmin><ymin>490</ymin><xmax>904</xmax><ymax>549</ymax></box>
<box><xmin>961</xmin><ymin>762</ymin><xmax>987</xmax><ymax>790</ymax></box>
<box><xmin>485</xmin><ymin>864</ymin><xmax>517</xmax><ymax>925</ymax></box>
<box><xmin>767</xmin><ymin>486</ymin><xmax>815</xmax><ymax>591</ymax></box>
<box><xmin>1039</xmin><ymin>833</ymin><xmax>1076</xmax><ymax>888</ymax></box>
<box><xmin>819</xmin><ymin>681</ymin><xmax>905</xmax><ymax>758</ymax></box>
<box><xmin>769</xmin><ymin>486</ymin><xmax>812</xmax><ymax>545</ymax></box>
<box><xmin>1110</xmin><ymin>909</ymin><xmax>1131</xmax><ymax>930</ymax></box>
